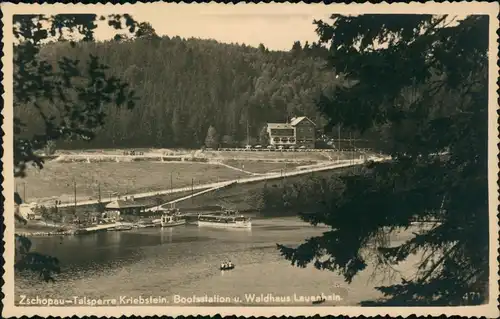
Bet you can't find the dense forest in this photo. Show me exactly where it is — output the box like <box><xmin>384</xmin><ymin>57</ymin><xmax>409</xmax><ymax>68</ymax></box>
<box><xmin>15</xmin><ymin>34</ymin><xmax>350</xmax><ymax>149</ymax></box>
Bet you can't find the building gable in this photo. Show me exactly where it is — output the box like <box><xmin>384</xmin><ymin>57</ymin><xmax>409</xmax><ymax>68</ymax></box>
<box><xmin>290</xmin><ymin>116</ymin><xmax>316</xmax><ymax>127</ymax></box>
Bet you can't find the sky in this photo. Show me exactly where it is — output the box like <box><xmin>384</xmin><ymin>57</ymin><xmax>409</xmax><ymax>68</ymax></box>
<box><xmin>8</xmin><ymin>3</ymin><xmax>477</xmax><ymax>51</ymax></box>
<box><xmin>92</xmin><ymin>3</ymin><xmax>336</xmax><ymax>51</ymax></box>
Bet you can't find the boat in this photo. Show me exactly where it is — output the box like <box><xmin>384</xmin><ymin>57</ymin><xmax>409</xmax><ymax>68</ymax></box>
<box><xmin>111</xmin><ymin>223</ymin><xmax>133</xmax><ymax>231</ymax></box>
<box><xmin>135</xmin><ymin>219</ymin><xmax>157</xmax><ymax>228</ymax></box>
<box><xmin>151</xmin><ymin>218</ymin><xmax>162</xmax><ymax>226</ymax></box>
<box><xmin>197</xmin><ymin>209</ymin><xmax>251</xmax><ymax>229</ymax></box>
<box><xmin>160</xmin><ymin>213</ymin><xmax>186</xmax><ymax>228</ymax></box>
<box><xmin>220</xmin><ymin>264</ymin><xmax>235</xmax><ymax>271</ymax></box>
<box><xmin>220</xmin><ymin>262</ymin><xmax>235</xmax><ymax>271</ymax></box>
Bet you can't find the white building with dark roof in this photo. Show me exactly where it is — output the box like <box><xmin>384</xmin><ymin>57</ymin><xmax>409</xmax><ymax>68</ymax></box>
<box><xmin>266</xmin><ymin>116</ymin><xmax>316</xmax><ymax>149</ymax></box>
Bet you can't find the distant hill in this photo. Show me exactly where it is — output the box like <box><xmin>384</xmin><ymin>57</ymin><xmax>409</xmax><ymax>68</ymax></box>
<box><xmin>17</xmin><ymin>36</ymin><xmax>346</xmax><ymax>149</ymax></box>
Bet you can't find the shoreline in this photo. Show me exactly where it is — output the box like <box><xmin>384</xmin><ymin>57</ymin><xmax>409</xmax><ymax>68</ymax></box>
<box><xmin>16</xmin><ymin>230</ymin><xmax>77</xmax><ymax>237</ymax></box>
<box><xmin>15</xmin><ymin>222</ymin><xmax>77</xmax><ymax>237</ymax></box>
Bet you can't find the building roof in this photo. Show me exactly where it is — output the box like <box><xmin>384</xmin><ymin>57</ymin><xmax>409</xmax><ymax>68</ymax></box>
<box><xmin>267</xmin><ymin>123</ymin><xmax>293</xmax><ymax>129</ymax></box>
<box><xmin>267</xmin><ymin>117</ymin><xmax>316</xmax><ymax>129</ymax></box>
<box><xmin>106</xmin><ymin>200</ymin><xmax>145</xmax><ymax>209</ymax></box>
<box><xmin>290</xmin><ymin>116</ymin><xmax>316</xmax><ymax>127</ymax></box>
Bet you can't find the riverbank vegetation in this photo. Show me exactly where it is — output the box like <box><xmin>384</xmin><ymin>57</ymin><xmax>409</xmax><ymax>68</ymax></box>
<box><xmin>174</xmin><ymin>167</ymin><xmax>358</xmax><ymax>214</ymax></box>
<box><xmin>255</xmin><ymin>171</ymin><xmax>351</xmax><ymax>216</ymax></box>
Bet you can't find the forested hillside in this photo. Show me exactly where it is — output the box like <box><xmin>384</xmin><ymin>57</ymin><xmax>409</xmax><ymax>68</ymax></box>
<box><xmin>16</xmin><ymin>36</ymin><xmax>344</xmax><ymax>149</ymax></box>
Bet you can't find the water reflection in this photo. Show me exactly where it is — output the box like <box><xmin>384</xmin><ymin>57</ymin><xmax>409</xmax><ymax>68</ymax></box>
<box><xmin>160</xmin><ymin>227</ymin><xmax>173</xmax><ymax>244</ymax></box>
<box><xmin>16</xmin><ymin>217</ymin><xmax>356</xmax><ymax>306</ymax></box>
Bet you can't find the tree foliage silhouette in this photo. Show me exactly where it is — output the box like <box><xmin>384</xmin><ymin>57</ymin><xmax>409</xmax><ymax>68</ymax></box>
<box><xmin>259</xmin><ymin>125</ymin><xmax>270</xmax><ymax>146</ymax></box>
<box><xmin>204</xmin><ymin>125</ymin><xmax>219</xmax><ymax>148</ymax></box>
<box><xmin>13</xmin><ymin>13</ymin><xmax>141</xmax><ymax>281</ymax></box>
<box><xmin>277</xmin><ymin>14</ymin><xmax>489</xmax><ymax>305</ymax></box>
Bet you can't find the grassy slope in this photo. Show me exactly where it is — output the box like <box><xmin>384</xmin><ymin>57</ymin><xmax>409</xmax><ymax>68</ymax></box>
<box><xmin>18</xmin><ymin>161</ymin><xmax>248</xmax><ymax>203</ymax></box>
<box><xmin>18</xmin><ymin>149</ymin><xmax>366</xmax><ymax>205</ymax></box>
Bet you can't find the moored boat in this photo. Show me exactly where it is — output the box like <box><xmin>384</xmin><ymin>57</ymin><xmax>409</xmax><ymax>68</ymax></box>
<box><xmin>220</xmin><ymin>264</ymin><xmax>235</xmax><ymax>271</ymax></box>
<box><xmin>110</xmin><ymin>223</ymin><xmax>133</xmax><ymax>231</ymax></box>
<box><xmin>220</xmin><ymin>260</ymin><xmax>235</xmax><ymax>271</ymax></box>
<box><xmin>135</xmin><ymin>219</ymin><xmax>157</xmax><ymax>228</ymax></box>
<box><xmin>197</xmin><ymin>208</ymin><xmax>251</xmax><ymax>229</ymax></box>
<box><xmin>160</xmin><ymin>213</ymin><xmax>186</xmax><ymax>227</ymax></box>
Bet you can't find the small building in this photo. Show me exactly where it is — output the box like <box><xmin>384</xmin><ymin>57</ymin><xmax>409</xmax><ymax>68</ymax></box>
<box><xmin>105</xmin><ymin>198</ymin><xmax>146</xmax><ymax>218</ymax></box>
<box><xmin>267</xmin><ymin>116</ymin><xmax>316</xmax><ymax>149</ymax></box>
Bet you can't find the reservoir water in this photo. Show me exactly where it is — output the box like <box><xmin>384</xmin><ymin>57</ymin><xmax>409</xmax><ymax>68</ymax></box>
<box><xmin>15</xmin><ymin>217</ymin><xmax>388</xmax><ymax>306</ymax></box>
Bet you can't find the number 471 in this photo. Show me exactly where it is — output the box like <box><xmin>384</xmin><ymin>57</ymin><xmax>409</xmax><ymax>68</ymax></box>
<box><xmin>463</xmin><ymin>292</ymin><xmax>481</xmax><ymax>300</ymax></box>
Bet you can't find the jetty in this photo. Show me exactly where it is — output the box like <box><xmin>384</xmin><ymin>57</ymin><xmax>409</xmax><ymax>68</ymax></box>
<box><xmin>16</xmin><ymin>222</ymin><xmax>124</xmax><ymax>237</ymax></box>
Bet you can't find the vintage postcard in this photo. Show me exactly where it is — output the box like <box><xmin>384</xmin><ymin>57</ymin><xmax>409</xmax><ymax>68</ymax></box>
<box><xmin>1</xmin><ymin>1</ymin><xmax>499</xmax><ymax>317</ymax></box>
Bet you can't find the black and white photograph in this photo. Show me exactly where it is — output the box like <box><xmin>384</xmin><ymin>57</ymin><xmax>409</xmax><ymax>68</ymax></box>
<box><xmin>1</xmin><ymin>2</ymin><xmax>499</xmax><ymax>317</ymax></box>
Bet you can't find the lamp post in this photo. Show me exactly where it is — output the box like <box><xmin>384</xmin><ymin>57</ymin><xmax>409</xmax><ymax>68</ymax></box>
<box><xmin>73</xmin><ymin>179</ymin><xmax>77</xmax><ymax>215</ymax></box>
<box><xmin>97</xmin><ymin>182</ymin><xmax>101</xmax><ymax>203</ymax></box>
<box><xmin>170</xmin><ymin>171</ymin><xmax>173</xmax><ymax>194</ymax></box>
